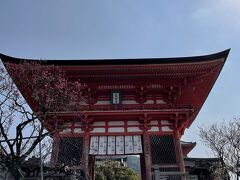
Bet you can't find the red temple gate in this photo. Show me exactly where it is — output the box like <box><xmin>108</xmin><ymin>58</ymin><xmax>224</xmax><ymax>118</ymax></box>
<box><xmin>0</xmin><ymin>49</ymin><xmax>230</xmax><ymax>180</ymax></box>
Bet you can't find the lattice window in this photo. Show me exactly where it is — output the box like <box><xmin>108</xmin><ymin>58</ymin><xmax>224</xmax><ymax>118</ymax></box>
<box><xmin>150</xmin><ymin>135</ymin><xmax>177</xmax><ymax>165</ymax></box>
<box><xmin>58</xmin><ymin>137</ymin><xmax>83</xmax><ymax>165</ymax></box>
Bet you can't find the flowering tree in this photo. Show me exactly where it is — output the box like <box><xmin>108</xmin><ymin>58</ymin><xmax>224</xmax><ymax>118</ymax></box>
<box><xmin>0</xmin><ymin>61</ymin><xmax>86</xmax><ymax>179</ymax></box>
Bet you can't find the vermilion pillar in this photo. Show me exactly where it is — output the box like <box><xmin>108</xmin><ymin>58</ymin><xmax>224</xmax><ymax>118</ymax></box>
<box><xmin>174</xmin><ymin>130</ymin><xmax>185</xmax><ymax>179</ymax></box>
<box><xmin>89</xmin><ymin>155</ymin><xmax>96</xmax><ymax>180</ymax></box>
<box><xmin>82</xmin><ymin>131</ymin><xmax>90</xmax><ymax>178</ymax></box>
<box><xmin>50</xmin><ymin>136</ymin><xmax>60</xmax><ymax>167</ymax></box>
<box><xmin>140</xmin><ymin>154</ymin><xmax>146</xmax><ymax>180</ymax></box>
<box><xmin>143</xmin><ymin>131</ymin><xmax>152</xmax><ymax>180</ymax></box>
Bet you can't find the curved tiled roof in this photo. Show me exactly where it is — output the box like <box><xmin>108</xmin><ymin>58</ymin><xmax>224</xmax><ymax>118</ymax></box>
<box><xmin>0</xmin><ymin>49</ymin><xmax>230</xmax><ymax>66</ymax></box>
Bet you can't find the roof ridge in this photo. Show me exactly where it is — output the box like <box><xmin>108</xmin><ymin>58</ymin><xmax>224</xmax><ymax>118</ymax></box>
<box><xmin>0</xmin><ymin>49</ymin><xmax>230</xmax><ymax>66</ymax></box>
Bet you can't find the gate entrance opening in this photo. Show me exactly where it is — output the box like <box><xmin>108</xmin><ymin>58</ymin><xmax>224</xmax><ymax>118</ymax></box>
<box><xmin>94</xmin><ymin>155</ymin><xmax>141</xmax><ymax>179</ymax></box>
<box><xmin>89</xmin><ymin>135</ymin><xmax>143</xmax><ymax>179</ymax></box>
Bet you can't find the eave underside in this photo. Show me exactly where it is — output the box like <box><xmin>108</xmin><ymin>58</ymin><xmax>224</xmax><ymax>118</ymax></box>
<box><xmin>0</xmin><ymin>50</ymin><xmax>230</xmax><ymax>135</ymax></box>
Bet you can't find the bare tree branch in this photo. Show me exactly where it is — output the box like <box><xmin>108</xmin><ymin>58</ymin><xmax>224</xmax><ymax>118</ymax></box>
<box><xmin>199</xmin><ymin>118</ymin><xmax>240</xmax><ymax>180</ymax></box>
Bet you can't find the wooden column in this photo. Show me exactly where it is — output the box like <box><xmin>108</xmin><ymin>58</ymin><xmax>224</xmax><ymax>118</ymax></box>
<box><xmin>140</xmin><ymin>154</ymin><xmax>146</xmax><ymax>180</ymax></box>
<box><xmin>82</xmin><ymin>131</ymin><xmax>90</xmax><ymax>178</ymax></box>
<box><xmin>174</xmin><ymin>130</ymin><xmax>186</xmax><ymax>179</ymax></box>
<box><xmin>143</xmin><ymin>124</ymin><xmax>152</xmax><ymax>180</ymax></box>
<box><xmin>89</xmin><ymin>155</ymin><xmax>96</xmax><ymax>180</ymax></box>
<box><xmin>50</xmin><ymin>136</ymin><xmax>60</xmax><ymax>167</ymax></box>
<box><xmin>143</xmin><ymin>130</ymin><xmax>152</xmax><ymax>180</ymax></box>
<box><xmin>81</xmin><ymin>115</ymin><xmax>93</xmax><ymax>179</ymax></box>
<box><xmin>139</xmin><ymin>115</ymin><xmax>152</xmax><ymax>180</ymax></box>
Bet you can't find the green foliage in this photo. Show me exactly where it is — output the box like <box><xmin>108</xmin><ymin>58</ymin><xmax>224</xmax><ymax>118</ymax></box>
<box><xmin>126</xmin><ymin>156</ymin><xmax>140</xmax><ymax>174</ymax></box>
<box><xmin>95</xmin><ymin>160</ymin><xmax>139</xmax><ymax>180</ymax></box>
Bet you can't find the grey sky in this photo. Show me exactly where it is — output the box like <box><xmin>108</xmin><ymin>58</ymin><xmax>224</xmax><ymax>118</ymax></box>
<box><xmin>0</xmin><ymin>0</ymin><xmax>240</xmax><ymax>157</ymax></box>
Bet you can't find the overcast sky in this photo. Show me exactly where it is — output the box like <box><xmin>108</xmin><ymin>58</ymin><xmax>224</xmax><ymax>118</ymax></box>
<box><xmin>0</xmin><ymin>0</ymin><xmax>239</xmax><ymax>157</ymax></box>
